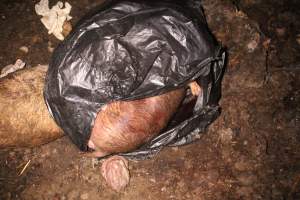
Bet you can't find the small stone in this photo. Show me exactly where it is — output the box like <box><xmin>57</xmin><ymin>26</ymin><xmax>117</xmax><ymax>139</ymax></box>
<box><xmin>80</xmin><ymin>193</ymin><xmax>89</xmax><ymax>200</ymax></box>
<box><xmin>161</xmin><ymin>186</ymin><xmax>167</xmax><ymax>192</ymax></box>
<box><xmin>247</xmin><ymin>32</ymin><xmax>260</xmax><ymax>52</ymax></box>
<box><xmin>150</xmin><ymin>178</ymin><xmax>156</xmax><ymax>183</ymax></box>
<box><xmin>52</xmin><ymin>148</ymin><xmax>57</xmax><ymax>154</ymax></box>
<box><xmin>19</xmin><ymin>46</ymin><xmax>29</xmax><ymax>53</ymax></box>
<box><xmin>247</xmin><ymin>40</ymin><xmax>258</xmax><ymax>52</ymax></box>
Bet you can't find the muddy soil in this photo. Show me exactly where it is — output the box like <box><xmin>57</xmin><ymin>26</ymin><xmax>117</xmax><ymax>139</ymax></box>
<box><xmin>0</xmin><ymin>0</ymin><xmax>299</xmax><ymax>199</ymax></box>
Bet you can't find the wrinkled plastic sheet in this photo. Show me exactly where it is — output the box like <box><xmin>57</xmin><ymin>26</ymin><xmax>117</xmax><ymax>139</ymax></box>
<box><xmin>44</xmin><ymin>0</ymin><xmax>225</xmax><ymax>159</ymax></box>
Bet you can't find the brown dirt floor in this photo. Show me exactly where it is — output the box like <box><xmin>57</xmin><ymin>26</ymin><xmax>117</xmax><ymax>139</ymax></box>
<box><xmin>0</xmin><ymin>0</ymin><xmax>299</xmax><ymax>199</ymax></box>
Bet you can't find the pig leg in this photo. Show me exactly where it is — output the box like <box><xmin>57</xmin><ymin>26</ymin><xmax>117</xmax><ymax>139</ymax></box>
<box><xmin>101</xmin><ymin>155</ymin><xmax>130</xmax><ymax>192</ymax></box>
<box><xmin>0</xmin><ymin>65</ymin><xmax>63</xmax><ymax>148</ymax></box>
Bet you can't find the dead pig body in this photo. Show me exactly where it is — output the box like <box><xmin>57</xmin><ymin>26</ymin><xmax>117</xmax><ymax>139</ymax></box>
<box><xmin>0</xmin><ymin>66</ymin><xmax>197</xmax><ymax>153</ymax></box>
<box><xmin>0</xmin><ymin>66</ymin><xmax>199</xmax><ymax>191</ymax></box>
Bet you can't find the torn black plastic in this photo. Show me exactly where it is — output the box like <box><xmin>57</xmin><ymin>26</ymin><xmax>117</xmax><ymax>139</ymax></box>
<box><xmin>44</xmin><ymin>0</ymin><xmax>225</xmax><ymax>159</ymax></box>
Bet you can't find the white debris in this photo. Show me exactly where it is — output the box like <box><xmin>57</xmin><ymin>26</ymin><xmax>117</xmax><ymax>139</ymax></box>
<box><xmin>247</xmin><ymin>32</ymin><xmax>260</xmax><ymax>53</ymax></box>
<box><xmin>247</xmin><ymin>39</ymin><xmax>258</xmax><ymax>52</ymax></box>
<box><xmin>0</xmin><ymin>59</ymin><xmax>26</xmax><ymax>78</ymax></box>
<box><xmin>19</xmin><ymin>46</ymin><xmax>29</xmax><ymax>53</ymax></box>
<box><xmin>35</xmin><ymin>0</ymin><xmax>72</xmax><ymax>40</ymax></box>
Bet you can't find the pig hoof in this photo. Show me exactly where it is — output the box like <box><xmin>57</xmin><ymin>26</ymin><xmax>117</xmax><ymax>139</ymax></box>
<box><xmin>101</xmin><ymin>156</ymin><xmax>130</xmax><ymax>192</ymax></box>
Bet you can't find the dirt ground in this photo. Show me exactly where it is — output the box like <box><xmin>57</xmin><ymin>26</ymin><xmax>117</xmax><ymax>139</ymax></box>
<box><xmin>0</xmin><ymin>0</ymin><xmax>299</xmax><ymax>199</ymax></box>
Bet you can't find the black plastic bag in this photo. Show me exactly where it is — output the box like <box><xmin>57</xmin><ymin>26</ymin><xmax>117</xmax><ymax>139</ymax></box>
<box><xmin>44</xmin><ymin>0</ymin><xmax>225</xmax><ymax>159</ymax></box>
